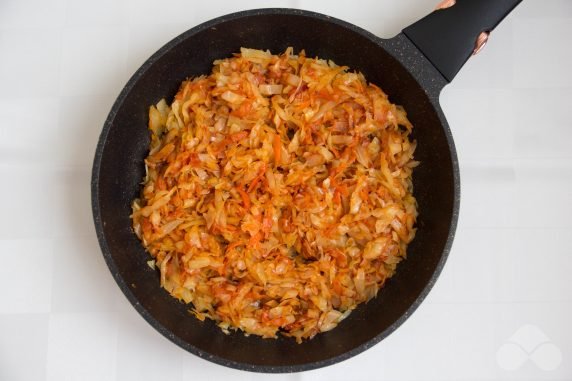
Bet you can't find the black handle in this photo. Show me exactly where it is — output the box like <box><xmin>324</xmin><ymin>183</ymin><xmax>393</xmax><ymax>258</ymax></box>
<box><xmin>403</xmin><ymin>0</ymin><xmax>522</xmax><ymax>82</ymax></box>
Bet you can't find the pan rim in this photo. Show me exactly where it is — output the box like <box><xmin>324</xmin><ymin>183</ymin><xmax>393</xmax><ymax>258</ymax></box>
<box><xmin>91</xmin><ymin>7</ymin><xmax>460</xmax><ymax>373</ymax></box>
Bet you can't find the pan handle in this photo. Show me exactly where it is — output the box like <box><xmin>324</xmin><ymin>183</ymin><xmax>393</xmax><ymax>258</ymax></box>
<box><xmin>402</xmin><ymin>0</ymin><xmax>522</xmax><ymax>82</ymax></box>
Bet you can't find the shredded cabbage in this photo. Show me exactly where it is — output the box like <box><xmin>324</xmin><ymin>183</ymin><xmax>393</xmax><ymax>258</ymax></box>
<box><xmin>131</xmin><ymin>47</ymin><xmax>418</xmax><ymax>343</ymax></box>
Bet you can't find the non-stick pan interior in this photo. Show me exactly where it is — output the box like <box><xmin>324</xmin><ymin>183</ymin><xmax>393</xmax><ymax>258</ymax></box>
<box><xmin>93</xmin><ymin>10</ymin><xmax>458</xmax><ymax>372</ymax></box>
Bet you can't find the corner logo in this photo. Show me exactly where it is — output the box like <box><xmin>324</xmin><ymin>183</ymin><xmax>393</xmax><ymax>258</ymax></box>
<box><xmin>496</xmin><ymin>324</ymin><xmax>562</xmax><ymax>371</ymax></box>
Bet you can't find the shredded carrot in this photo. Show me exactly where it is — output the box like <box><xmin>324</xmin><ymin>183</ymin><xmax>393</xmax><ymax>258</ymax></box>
<box><xmin>249</xmin><ymin>231</ymin><xmax>263</xmax><ymax>246</ymax></box>
<box><xmin>247</xmin><ymin>163</ymin><xmax>267</xmax><ymax>193</ymax></box>
<box><xmin>236</xmin><ymin>187</ymin><xmax>251</xmax><ymax>210</ymax></box>
<box><xmin>225</xmin><ymin>240</ymin><xmax>244</xmax><ymax>253</ymax></box>
<box><xmin>230</xmin><ymin>131</ymin><xmax>249</xmax><ymax>143</ymax></box>
<box><xmin>273</xmin><ymin>134</ymin><xmax>281</xmax><ymax>165</ymax></box>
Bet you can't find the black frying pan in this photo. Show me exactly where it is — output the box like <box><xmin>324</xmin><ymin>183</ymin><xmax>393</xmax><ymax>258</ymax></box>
<box><xmin>92</xmin><ymin>0</ymin><xmax>521</xmax><ymax>373</ymax></box>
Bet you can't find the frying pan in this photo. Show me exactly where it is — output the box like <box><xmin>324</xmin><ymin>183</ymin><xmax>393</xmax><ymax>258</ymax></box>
<box><xmin>92</xmin><ymin>0</ymin><xmax>521</xmax><ymax>372</ymax></box>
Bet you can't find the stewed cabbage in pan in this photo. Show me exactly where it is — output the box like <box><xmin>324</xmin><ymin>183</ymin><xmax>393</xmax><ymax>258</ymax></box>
<box><xmin>131</xmin><ymin>47</ymin><xmax>418</xmax><ymax>343</ymax></box>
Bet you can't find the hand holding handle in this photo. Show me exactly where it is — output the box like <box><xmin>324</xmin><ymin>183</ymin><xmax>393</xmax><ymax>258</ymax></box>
<box><xmin>403</xmin><ymin>0</ymin><xmax>522</xmax><ymax>82</ymax></box>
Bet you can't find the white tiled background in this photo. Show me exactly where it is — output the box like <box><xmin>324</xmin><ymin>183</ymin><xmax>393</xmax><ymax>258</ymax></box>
<box><xmin>1</xmin><ymin>0</ymin><xmax>571</xmax><ymax>380</ymax></box>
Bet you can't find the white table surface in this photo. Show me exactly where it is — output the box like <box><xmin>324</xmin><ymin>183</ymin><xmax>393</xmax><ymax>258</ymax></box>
<box><xmin>1</xmin><ymin>0</ymin><xmax>571</xmax><ymax>380</ymax></box>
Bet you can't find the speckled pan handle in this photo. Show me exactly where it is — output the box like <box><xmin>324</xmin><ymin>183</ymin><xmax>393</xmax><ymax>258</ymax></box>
<box><xmin>403</xmin><ymin>0</ymin><xmax>522</xmax><ymax>82</ymax></box>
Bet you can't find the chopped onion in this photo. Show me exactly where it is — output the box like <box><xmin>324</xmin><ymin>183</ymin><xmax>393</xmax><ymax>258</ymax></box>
<box><xmin>221</xmin><ymin>90</ymin><xmax>245</xmax><ymax>104</ymax></box>
<box><xmin>258</xmin><ymin>84</ymin><xmax>283</xmax><ymax>96</ymax></box>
